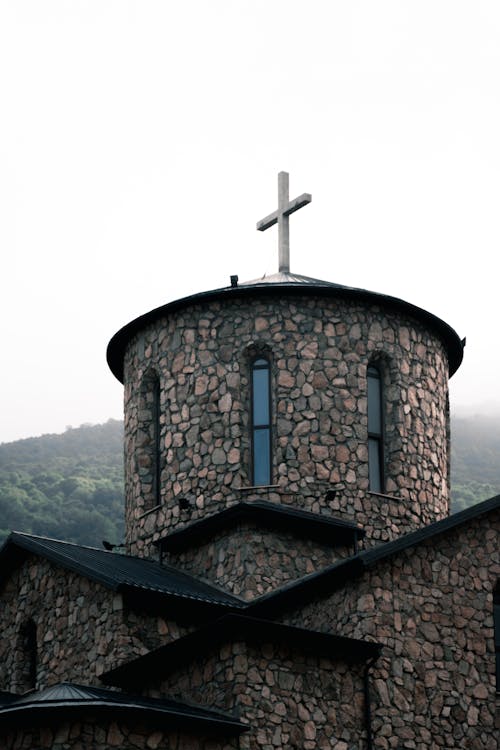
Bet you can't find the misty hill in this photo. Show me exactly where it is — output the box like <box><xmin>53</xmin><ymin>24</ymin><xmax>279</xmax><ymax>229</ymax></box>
<box><xmin>0</xmin><ymin>415</ymin><xmax>498</xmax><ymax>547</ymax></box>
<box><xmin>0</xmin><ymin>420</ymin><xmax>124</xmax><ymax>547</ymax></box>
<box><xmin>450</xmin><ymin>414</ymin><xmax>500</xmax><ymax>512</ymax></box>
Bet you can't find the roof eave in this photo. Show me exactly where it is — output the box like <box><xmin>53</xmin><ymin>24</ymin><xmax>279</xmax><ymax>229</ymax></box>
<box><xmin>155</xmin><ymin>500</ymin><xmax>365</xmax><ymax>554</ymax></box>
<box><xmin>107</xmin><ymin>281</ymin><xmax>464</xmax><ymax>383</ymax></box>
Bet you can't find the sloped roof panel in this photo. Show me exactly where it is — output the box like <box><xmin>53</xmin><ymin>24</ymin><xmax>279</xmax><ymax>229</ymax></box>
<box><xmin>0</xmin><ymin>682</ymin><xmax>246</xmax><ymax>734</ymax></box>
<box><xmin>0</xmin><ymin>533</ymin><xmax>244</xmax><ymax>609</ymax></box>
<box><xmin>156</xmin><ymin>500</ymin><xmax>365</xmax><ymax>553</ymax></box>
<box><xmin>102</xmin><ymin>613</ymin><xmax>381</xmax><ymax>688</ymax></box>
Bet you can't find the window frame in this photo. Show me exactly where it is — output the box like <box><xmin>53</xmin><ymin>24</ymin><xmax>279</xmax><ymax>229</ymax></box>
<box><xmin>367</xmin><ymin>362</ymin><xmax>385</xmax><ymax>493</ymax></box>
<box><xmin>139</xmin><ymin>370</ymin><xmax>162</xmax><ymax>511</ymax></box>
<box><xmin>250</xmin><ymin>356</ymin><xmax>272</xmax><ymax>486</ymax></box>
<box><xmin>151</xmin><ymin>374</ymin><xmax>161</xmax><ymax>508</ymax></box>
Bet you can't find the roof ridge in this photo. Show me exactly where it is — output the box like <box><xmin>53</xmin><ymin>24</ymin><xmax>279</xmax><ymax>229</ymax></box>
<box><xmin>10</xmin><ymin>531</ymin><xmax>106</xmax><ymax>552</ymax></box>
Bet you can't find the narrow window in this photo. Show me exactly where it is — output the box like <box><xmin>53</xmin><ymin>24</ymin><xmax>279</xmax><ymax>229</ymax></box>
<box><xmin>19</xmin><ymin>619</ymin><xmax>37</xmax><ymax>692</ymax></box>
<box><xmin>252</xmin><ymin>357</ymin><xmax>271</xmax><ymax>485</ymax></box>
<box><xmin>367</xmin><ymin>364</ymin><xmax>384</xmax><ymax>493</ymax></box>
<box><xmin>151</xmin><ymin>375</ymin><xmax>161</xmax><ymax>507</ymax></box>
<box><xmin>494</xmin><ymin>584</ymin><xmax>500</xmax><ymax>692</ymax></box>
<box><xmin>139</xmin><ymin>371</ymin><xmax>162</xmax><ymax>510</ymax></box>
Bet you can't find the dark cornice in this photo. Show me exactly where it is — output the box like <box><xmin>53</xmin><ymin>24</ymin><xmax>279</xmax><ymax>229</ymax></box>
<box><xmin>101</xmin><ymin>614</ymin><xmax>381</xmax><ymax>689</ymax></box>
<box><xmin>0</xmin><ymin>683</ymin><xmax>246</xmax><ymax>735</ymax></box>
<box><xmin>106</xmin><ymin>280</ymin><xmax>464</xmax><ymax>383</ymax></box>
<box><xmin>155</xmin><ymin>500</ymin><xmax>365</xmax><ymax>554</ymax></box>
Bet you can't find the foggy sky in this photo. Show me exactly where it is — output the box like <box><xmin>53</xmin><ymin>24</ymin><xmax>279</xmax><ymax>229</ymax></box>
<box><xmin>1</xmin><ymin>1</ymin><xmax>499</xmax><ymax>443</ymax></box>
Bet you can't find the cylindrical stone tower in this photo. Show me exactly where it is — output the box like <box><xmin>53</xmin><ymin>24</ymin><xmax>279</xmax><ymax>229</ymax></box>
<box><xmin>107</xmin><ymin>272</ymin><xmax>463</xmax><ymax>557</ymax></box>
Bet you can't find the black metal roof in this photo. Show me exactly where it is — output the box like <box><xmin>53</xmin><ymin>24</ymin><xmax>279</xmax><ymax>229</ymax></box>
<box><xmin>106</xmin><ymin>278</ymin><xmax>464</xmax><ymax>383</ymax></box>
<box><xmin>248</xmin><ymin>494</ymin><xmax>500</xmax><ymax>617</ymax></box>
<box><xmin>0</xmin><ymin>691</ymin><xmax>17</xmax><ymax>707</ymax></box>
<box><xmin>0</xmin><ymin>532</ymin><xmax>244</xmax><ymax>612</ymax></box>
<box><xmin>101</xmin><ymin>613</ymin><xmax>381</xmax><ymax>689</ymax></box>
<box><xmin>156</xmin><ymin>500</ymin><xmax>365</xmax><ymax>554</ymax></box>
<box><xmin>0</xmin><ymin>683</ymin><xmax>246</xmax><ymax>735</ymax></box>
<box><xmin>360</xmin><ymin>493</ymin><xmax>500</xmax><ymax>566</ymax></box>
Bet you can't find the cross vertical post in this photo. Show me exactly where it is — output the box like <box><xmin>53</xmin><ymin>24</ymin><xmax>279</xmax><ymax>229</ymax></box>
<box><xmin>257</xmin><ymin>172</ymin><xmax>312</xmax><ymax>274</ymax></box>
<box><xmin>278</xmin><ymin>171</ymin><xmax>290</xmax><ymax>273</ymax></box>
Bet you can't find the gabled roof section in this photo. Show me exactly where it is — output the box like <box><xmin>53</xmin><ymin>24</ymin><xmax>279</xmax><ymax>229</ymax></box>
<box><xmin>0</xmin><ymin>682</ymin><xmax>246</xmax><ymax>735</ymax></box>
<box><xmin>249</xmin><ymin>495</ymin><xmax>500</xmax><ymax>617</ymax></box>
<box><xmin>155</xmin><ymin>500</ymin><xmax>364</xmax><ymax>554</ymax></box>
<box><xmin>360</xmin><ymin>493</ymin><xmax>500</xmax><ymax>566</ymax></box>
<box><xmin>107</xmin><ymin>276</ymin><xmax>464</xmax><ymax>382</ymax></box>
<box><xmin>0</xmin><ymin>532</ymin><xmax>244</xmax><ymax>611</ymax></box>
<box><xmin>102</xmin><ymin>614</ymin><xmax>381</xmax><ymax>689</ymax></box>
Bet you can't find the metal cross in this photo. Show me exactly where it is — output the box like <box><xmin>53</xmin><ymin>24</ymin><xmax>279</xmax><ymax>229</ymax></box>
<box><xmin>256</xmin><ymin>171</ymin><xmax>312</xmax><ymax>273</ymax></box>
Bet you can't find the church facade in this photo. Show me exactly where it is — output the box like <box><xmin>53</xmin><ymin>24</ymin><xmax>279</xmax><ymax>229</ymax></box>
<box><xmin>0</xmin><ymin>176</ymin><xmax>498</xmax><ymax>749</ymax></box>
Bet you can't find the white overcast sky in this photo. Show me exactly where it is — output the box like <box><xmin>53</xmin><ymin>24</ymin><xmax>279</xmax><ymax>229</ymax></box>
<box><xmin>1</xmin><ymin>1</ymin><xmax>499</xmax><ymax>443</ymax></box>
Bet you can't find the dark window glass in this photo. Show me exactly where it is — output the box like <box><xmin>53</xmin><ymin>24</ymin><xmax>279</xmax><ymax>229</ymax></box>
<box><xmin>253</xmin><ymin>366</ymin><xmax>270</xmax><ymax>426</ymax></box>
<box><xmin>152</xmin><ymin>376</ymin><xmax>161</xmax><ymax>506</ymax></box>
<box><xmin>368</xmin><ymin>438</ymin><xmax>382</xmax><ymax>493</ymax></box>
<box><xmin>19</xmin><ymin>619</ymin><xmax>37</xmax><ymax>691</ymax></box>
<box><xmin>367</xmin><ymin>368</ymin><xmax>382</xmax><ymax>434</ymax></box>
<box><xmin>367</xmin><ymin>364</ymin><xmax>384</xmax><ymax>492</ymax></box>
<box><xmin>253</xmin><ymin>428</ymin><xmax>271</xmax><ymax>486</ymax></box>
<box><xmin>252</xmin><ymin>357</ymin><xmax>271</xmax><ymax>485</ymax></box>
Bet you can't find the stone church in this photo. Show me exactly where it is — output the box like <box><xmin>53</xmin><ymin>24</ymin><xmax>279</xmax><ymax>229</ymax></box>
<box><xmin>0</xmin><ymin>174</ymin><xmax>498</xmax><ymax>749</ymax></box>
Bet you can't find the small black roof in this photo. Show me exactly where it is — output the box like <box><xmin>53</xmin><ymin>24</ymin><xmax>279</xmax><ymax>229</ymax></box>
<box><xmin>156</xmin><ymin>500</ymin><xmax>365</xmax><ymax>553</ymax></box>
<box><xmin>249</xmin><ymin>495</ymin><xmax>500</xmax><ymax>617</ymax></box>
<box><xmin>0</xmin><ymin>683</ymin><xmax>246</xmax><ymax>735</ymax></box>
<box><xmin>0</xmin><ymin>691</ymin><xmax>17</xmax><ymax>707</ymax></box>
<box><xmin>101</xmin><ymin>613</ymin><xmax>381</xmax><ymax>689</ymax></box>
<box><xmin>0</xmin><ymin>532</ymin><xmax>244</xmax><ymax>612</ymax></box>
<box><xmin>106</xmin><ymin>277</ymin><xmax>464</xmax><ymax>383</ymax></box>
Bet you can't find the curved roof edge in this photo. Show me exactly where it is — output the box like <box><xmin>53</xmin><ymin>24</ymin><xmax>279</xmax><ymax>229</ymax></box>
<box><xmin>0</xmin><ymin>682</ymin><xmax>246</xmax><ymax>734</ymax></box>
<box><xmin>107</xmin><ymin>276</ymin><xmax>464</xmax><ymax>383</ymax></box>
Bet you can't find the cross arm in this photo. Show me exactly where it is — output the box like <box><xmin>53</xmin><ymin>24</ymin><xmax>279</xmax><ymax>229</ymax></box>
<box><xmin>256</xmin><ymin>211</ymin><xmax>278</xmax><ymax>232</ymax></box>
<box><xmin>256</xmin><ymin>193</ymin><xmax>312</xmax><ymax>232</ymax></box>
<box><xmin>283</xmin><ymin>193</ymin><xmax>312</xmax><ymax>217</ymax></box>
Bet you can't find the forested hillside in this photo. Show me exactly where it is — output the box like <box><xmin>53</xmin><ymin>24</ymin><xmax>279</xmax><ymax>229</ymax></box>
<box><xmin>450</xmin><ymin>414</ymin><xmax>500</xmax><ymax>512</ymax></box>
<box><xmin>0</xmin><ymin>415</ymin><xmax>498</xmax><ymax>547</ymax></box>
<box><xmin>0</xmin><ymin>420</ymin><xmax>124</xmax><ymax>547</ymax></box>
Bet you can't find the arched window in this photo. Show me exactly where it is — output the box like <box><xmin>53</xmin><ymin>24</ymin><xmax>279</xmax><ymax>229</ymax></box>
<box><xmin>367</xmin><ymin>364</ymin><xmax>384</xmax><ymax>493</ymax></box>
<box><xmin>151</xmin><ymin>375</ymin><xmax>161</xmax><ymax>507</ymax></box>
<box><xmin>251</xmin><ymin>357</ymin><xmax>271</xmax><ymax>486</ymax></box>
<box><xmin>494</xmin><ymin>583</ymin><xmax>500</xmax><ymax>692</ymax></box>
<box><xmin>139</xmin><ymin>371</ymin><xmax>161</xmax><ymax>510</ymax></box>
<box><xmin>18</xmin><ymin>619</ymin><xmax>37</xmax><ymax>692</ymax></box>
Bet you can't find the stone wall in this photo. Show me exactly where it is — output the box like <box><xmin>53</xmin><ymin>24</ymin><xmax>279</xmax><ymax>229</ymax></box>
<box><xmin>0</xmin><ymin>721</ymin><xmax>238</xmax><ymax>749</ymax></box>
<box><xmin>0</xmin><ymin>556</ymin><xmax>181</xmax><ymax>693</ymax></box>
<box><xmin>281</xmin><ymin>510</ymin><xmax>500</xmax><ymax>748</ymax></box>
<box><xmin>122</xmin><ymin>293</ymin><xmax>451</xmax><ymax>557</ymax></box>
<box><xmin>153</xmin><ymin>640</ymin><xmax>367</xmax><ymax>750</ymax></box>
<box><xmin>164</xmin><ymin>523</ymin><xmax>351</xmax><ymax>600</ymax></box>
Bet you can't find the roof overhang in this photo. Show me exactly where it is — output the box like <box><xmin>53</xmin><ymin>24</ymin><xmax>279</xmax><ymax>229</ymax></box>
<box><xmin>248</xmin><ymin>494</ymin><xmax>500</xmax><ymax>618</ymax></box>
<box><xmin>107</xmin><ymin>279</ymin><xmax>464</xmax><ymax>383</ymax></box>
<box><xmin>0</xmin><ymin>532</ymin><xmax>244</xmax><ymax>615</ymax></box>
<box><xmin>102</xmin><ymin>614</ymin><xmax>381</xmax><ymax>689</ymax></box>
<box><xmin>0</xmin><ymin>683</ymin><xmax>246</xmax><ymax>735</ymax></box>
<box><xmin>155</xmin><ymin>500</ymin><xmax>365</xmax><ymax>554</ymax></box>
